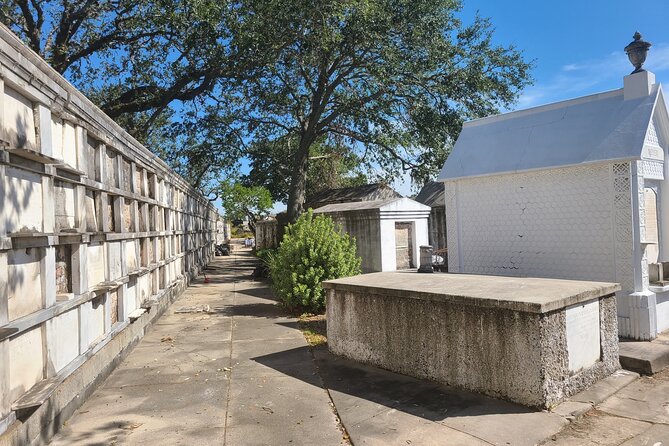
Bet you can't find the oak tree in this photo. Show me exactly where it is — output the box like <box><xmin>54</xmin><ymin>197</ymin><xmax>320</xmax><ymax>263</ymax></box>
<box><xmin>225</xmin><ymin>0</ymin><xmax>532</xmax><ymax>222</ymax></box>
<box><xmin>1</xmin><ymin>0</ymin><xmax>229</xmax><ymax>141</ymax></box>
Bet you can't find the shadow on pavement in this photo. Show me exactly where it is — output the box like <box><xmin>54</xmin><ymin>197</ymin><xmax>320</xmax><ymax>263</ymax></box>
<box><xmin>216</xmin><ymin>302</ymin><xmax>286</xmax><ymax>318</ymax></box>
<box><xmin>233</xmin><ymin>286</ymin><xmax>277</xmax><ymax>301</ymax></box>
<box><xmin>253</xmin><ymin>344</ymin><xmax>536</xmax><ymax>422</ymax></box>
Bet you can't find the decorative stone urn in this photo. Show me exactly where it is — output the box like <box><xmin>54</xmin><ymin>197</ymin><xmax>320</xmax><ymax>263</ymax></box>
<box><xmin>625</xmin><ymin>32</ymin><xmax>652</xmax><ymax>74</ymax></box>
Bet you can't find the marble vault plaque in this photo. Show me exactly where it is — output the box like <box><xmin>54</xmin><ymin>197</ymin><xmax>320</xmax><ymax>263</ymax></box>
<box><xmin>566</xmin><ymin>298</ymin><xmax>601</xmax><ymax>373</ymax></box>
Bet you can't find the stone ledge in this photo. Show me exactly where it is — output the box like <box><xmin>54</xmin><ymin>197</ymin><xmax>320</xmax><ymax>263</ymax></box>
<box><xmin>324</xmin><ymin>272</ymin><xmax>621</xmax><ymax>313</ymax></box>
<box><xmin>619</xmin><ymin>336</ymin><xmax>669</xmax><ymax>374</ymax></box>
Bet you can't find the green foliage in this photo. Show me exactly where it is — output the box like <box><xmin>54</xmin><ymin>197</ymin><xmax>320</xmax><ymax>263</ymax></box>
<box><xmin>1</xmin><ymin>0</ymin><xmax>242</xmax><ymax>193</ymax></box>
<box><xmin>245</xmin><ymin>136</ymin><xmax>368</xmax><ymax>203</ymax></box>
<box><xmin>1</xmin><ymin>0</ymin><xmax>230</xmax><ymax>140</ymax></box>
<box><xmin>218</xmin><ymin>180</ymin><xmax>273</xmax><ymax>231</ymax></box>
<box><xmin>255</xmin><ymin>248</ymin><xmax>278</xmax><ymax>265</ymax></box>
<box><xmin>270</xmin><ymin>211</ymin><xmax>361</xmax><ymax>312</ymax></box>
<box><xmin>224</xmin><ymin>0</ymin><xmax>534</xmax><ymax>220</ymax></box>
<box><xmin>3</xmin><ymin>0</ymin><xmax>533</xmax><ymax>204</ymax></box>
<box><xmin>230</xmin><ymin>227</ymin><xmax>254</xmax><ymax>239</ymax></box>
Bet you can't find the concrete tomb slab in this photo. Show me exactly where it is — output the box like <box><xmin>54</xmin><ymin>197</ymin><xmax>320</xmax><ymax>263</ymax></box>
<box><xmin>8</xmin><ymin>326</ymin><xmax>44</xmax><ymax>404</ymax></box>
<box><xmin>4</xmin><ymin>86</ymin><xmax>37</xmax><ymax>150</ymax></box>
<box><xmin>46</xmin><ymin>308</ymin><xmax>79</xmax><ymax>374</ymax></box>
<box><xmin>87</xmin><ymin>242</ymin><xmax>106</xmax><ymax>286</ymax></box>
<box><xmin>7</xmin><ymin>248</ymin><xmax>43</xmax><ymax>320</ymax></box>
<box><xmin>3</xmin><ymin>167</ymin><xmax>43</xmax><ymax>234</ymax></box>
<box><xmin>324</xmin><ymin>272</ymin><xmax>621</xmax><ymax>408</ymax></box>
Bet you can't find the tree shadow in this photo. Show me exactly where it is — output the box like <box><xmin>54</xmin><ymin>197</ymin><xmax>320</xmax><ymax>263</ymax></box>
<box><xmin>252</xmin><ymin>345</ymin><xmax>537</xmax><ymax>422</ymax></box>
<box><xmin>233</xmin><ymin>286</ymin><xmax>277</xmax><ymax>301</ymax></box>
<box><xmin>214</xmin><ymin>302</ymin><xmax>285</xmax><ymax>319</ymax></box>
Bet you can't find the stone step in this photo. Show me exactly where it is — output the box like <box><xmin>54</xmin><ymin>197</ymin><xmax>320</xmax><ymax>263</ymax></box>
<box><xmin>619</xmin><ymin>332</ymin><xmax>669</xmax><ymax>374</ymax></box>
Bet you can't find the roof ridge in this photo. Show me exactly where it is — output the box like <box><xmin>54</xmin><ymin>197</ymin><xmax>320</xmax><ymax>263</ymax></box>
<box><xmin>465</xmin><ymin>88</ymin><xmax>624</xmax><ymax>128</ymax></box>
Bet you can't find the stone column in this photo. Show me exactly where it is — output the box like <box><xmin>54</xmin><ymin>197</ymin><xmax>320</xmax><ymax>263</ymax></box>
<box><xmin>95</xmin><ymin>143</ymin><xmax>106</xmax><ymax>183</ymax></box>
<box><xmin>74</xmin><ymin>185</ymin><xmax>87</xmax><ymax>233</ymax></box>
<box><xmin>72</xmin><ymin>244</ymin><xmax>89</xmax><ymax>296</ymax></box>
<box><xmin>628</xmin><ymin>161</ymin><xmax>658</xmax><ymax>339</ymax></box>
<box><xmin>113</xmin><ymin>196</ymin><xmax>124</xmax><ymax>233</ymax></box>
<box><xmin>75</xmin><ymin>126</ymin><xmax>88</xmax><ymax>177</ymax></box>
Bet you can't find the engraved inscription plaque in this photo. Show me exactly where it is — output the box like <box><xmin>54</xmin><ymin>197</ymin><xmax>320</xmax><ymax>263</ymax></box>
<box><xmin>566</xmin><ymin>298</ymin><xmax>601</xmax><ymax>373</ymax></box>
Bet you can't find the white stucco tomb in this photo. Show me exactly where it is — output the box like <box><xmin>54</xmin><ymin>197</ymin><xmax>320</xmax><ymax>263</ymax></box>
<box><xmin>314</xmin><ymin>197</ymin><xmax>430</xmax><ymax>273</ymax></box>
<box><xmin>439</xmin><ymin>39</ymin><xmax>669</xmax><ymax>340</ymax></box>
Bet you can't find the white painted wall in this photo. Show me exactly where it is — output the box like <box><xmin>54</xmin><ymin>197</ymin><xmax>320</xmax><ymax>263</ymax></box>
<box><xmin>7</xmin><ymin>248</ymin><xmax>42</xmax><ymax>320</ymax></box>
<box><xmin>45</xmin><ymin>309</ymin><xmax>79</xmax><ymax>374</ymax></box>
<box><xmin>87</xmin><ymin>243</ymin><xmax>106</xmax><ymax>286</ymax></box>
<box><xmin>54</xmin><ymin>181</ymin><xmax>76</xmax><ymax>231</ymax></box>
<box><xmin>379</xmin><ymin>218</ymin><xmax>429</xmax><ymax>272</ymax></box>
<box><xmin>4</xmin><ymin>86</ymin><xmax>36</xmax><ymax>150</ymax></box>
<box><xmin>8</xmin><ymin>326</ymin><xmax>43</xmax><ymax>404</ymax></box>
<box><xmin>445</xmin><ymin>163</ymin><xmax>621</xmax><ymax>283</ymax></box>
<box><xmin>3</xmin><ymin>167</ymin><xmax>43</xmax><ymax>233</ymax></box>
<box><xmin>657</xmin><ymin>296</ymin><xmax>669</xmax><ymax>332</ymax></box>
<box><xmin>62</xmin><ymin>122</ymin><xmax>78</xmax><ymax>169</ymax></box>
<box><xmin>442</xmin><ymin>161</ymin><xmax>669</xmax><ymax>339</ymax></box>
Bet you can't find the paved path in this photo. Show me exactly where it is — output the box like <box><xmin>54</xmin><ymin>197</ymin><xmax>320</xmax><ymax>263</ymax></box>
<box><xmin>50</xmin><ymin>249</ymin><xmax>345</xmax><ymax>445</ymax></box>
<box><xmin>541</xmin><ymin>368</ymin><xmax>669</xmax><ymax>445</ymax></box>
<box><xmin>50</xmin><ymin>249</ymin><xmax>669</xmax><ymax>445</ymax></box>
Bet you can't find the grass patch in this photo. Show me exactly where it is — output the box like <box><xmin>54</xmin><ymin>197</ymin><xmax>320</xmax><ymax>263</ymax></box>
<box><xmin>298</xmin><ymin>313</ymin><xmax>327</xmax><ymax>346</ymax></box>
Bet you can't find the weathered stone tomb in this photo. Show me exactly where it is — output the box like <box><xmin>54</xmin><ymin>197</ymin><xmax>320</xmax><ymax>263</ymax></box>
<box><xmin>315</xmin><ymin>197</ymin><xmax>430</xmax><ymax>272</ymax></box>
<box><xmin>325</xmin><ymin>273</ymin><xmax>620</xmax><ymax>408</ymax></box>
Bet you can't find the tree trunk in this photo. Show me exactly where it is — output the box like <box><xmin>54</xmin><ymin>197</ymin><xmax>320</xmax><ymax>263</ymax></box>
<box><xmin>286</xmin><ymin>134</ymin><xmax>314</xmax><ymax>223</ymax></box>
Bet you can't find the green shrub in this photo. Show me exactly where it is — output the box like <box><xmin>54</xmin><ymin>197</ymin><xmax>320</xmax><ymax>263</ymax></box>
<box><xmin>270</xmin><ymin>210</ymin><xmax>361</xmax><ymax>313</ymax></box>
<box><xmin>255</xmin><ymin>248</ymin><xmax>277</xmax><ymax>265</ymax></box>
<box><xmin>253</xmin><ymin>247</ymin><xmax>277</xmax><ymax>278</ymax></box>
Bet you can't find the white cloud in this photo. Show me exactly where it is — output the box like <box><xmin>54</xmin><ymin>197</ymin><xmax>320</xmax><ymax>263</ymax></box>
<box><xmin>516</xmin><ymin>44</ymin><xmax>669</xmax><ymax>110</ymax></box>
<box><xmin>561</xmin><ymin>63</ymin><xmax>579</xmax><ymax>72</ymax></box>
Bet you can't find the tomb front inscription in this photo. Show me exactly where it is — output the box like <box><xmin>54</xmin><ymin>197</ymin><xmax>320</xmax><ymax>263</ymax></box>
<box><xmin>566</xmin><ymin>298</ymin><xmax>601</xmax><ymax>373</ymax></box>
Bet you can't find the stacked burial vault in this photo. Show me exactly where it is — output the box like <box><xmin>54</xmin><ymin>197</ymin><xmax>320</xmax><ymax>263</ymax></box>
<box><xmin>0</xmin><ymin>24</ymin><xmax>217</xmax><ymax>436</ymax></box>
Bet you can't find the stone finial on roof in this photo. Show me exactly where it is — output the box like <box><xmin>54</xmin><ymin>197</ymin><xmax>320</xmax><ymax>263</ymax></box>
<box><xmin>624</xmin><ymin>32</ymin><xmax>652</xmax><ymax>74</ymax></box>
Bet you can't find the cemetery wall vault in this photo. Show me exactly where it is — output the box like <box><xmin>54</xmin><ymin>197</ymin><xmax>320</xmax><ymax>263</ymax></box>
<box><xmin>0</xmin><ymin>24</ymin><xmax>216</xmax><ymax>438</ymax></box>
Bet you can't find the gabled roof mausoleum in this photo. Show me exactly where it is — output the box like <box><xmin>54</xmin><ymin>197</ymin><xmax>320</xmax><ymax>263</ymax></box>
<box><xmin>439</xmin><ymin>33</ymin><xmax>669</xmax><ymax>340</ymax></box>
<box><xmin>314</xmin><ymin>197</ymin><xmax>430</xmax><ymax>273</ymax></box>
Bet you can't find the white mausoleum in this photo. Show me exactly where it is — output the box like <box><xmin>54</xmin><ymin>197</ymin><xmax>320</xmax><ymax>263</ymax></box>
<box><xmin>439</xmin><ymin>64</ymin><xmax>669</xmax><ymax>340</ymax></box>
<box><xmin>314</xmin><ymin>198</ymin><xmax>430</xmax><ymax>273</ymax></box>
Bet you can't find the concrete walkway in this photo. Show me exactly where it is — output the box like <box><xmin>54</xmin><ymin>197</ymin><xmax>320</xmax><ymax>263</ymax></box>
<box><xmin>49</xmin><ymin>249</ymin><xmax>346</xmax><ymax>445</ymax></box>
<box><xmin>542</xmin><ymin>369</ymin><xmax>669</xmax><ymax>445</ymax></box>
<box><xmin>49</xmin><ymin>249</ymin><xmax>669</xmax><ymax>445</ymax></box>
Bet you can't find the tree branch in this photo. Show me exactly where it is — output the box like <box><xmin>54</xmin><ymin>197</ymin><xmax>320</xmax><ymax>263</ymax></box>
<box><xmin>326</xmin><ymin>125</ymin><xmax>417</xmax><ymax>169</ymax></box>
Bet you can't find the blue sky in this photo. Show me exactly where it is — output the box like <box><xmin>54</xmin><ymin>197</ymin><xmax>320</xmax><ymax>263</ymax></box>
<box><xmin>380</xmin><ymin>0</ymin><xmax>669</xmax><ymax>198</ymax></box>
<box><xmin>460</xmin><ymin>0</ymin><xmax>669</xmax><ymax>109</ymax></box>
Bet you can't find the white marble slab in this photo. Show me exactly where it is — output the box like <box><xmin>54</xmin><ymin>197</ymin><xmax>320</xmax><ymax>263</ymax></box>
<box><xmin>566</xmin><ymin>298</ymin><xmax>601</xmax><ymax>373</ymax></box>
